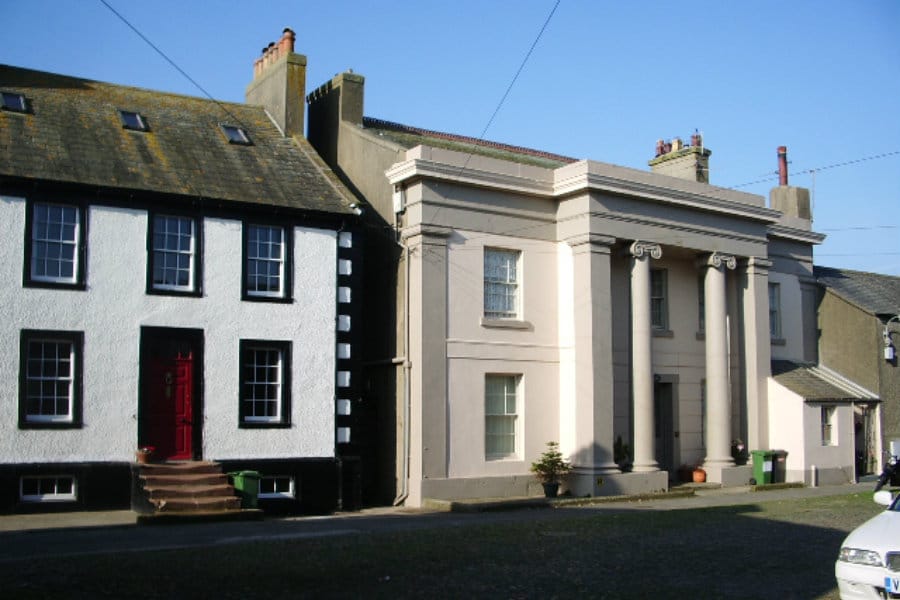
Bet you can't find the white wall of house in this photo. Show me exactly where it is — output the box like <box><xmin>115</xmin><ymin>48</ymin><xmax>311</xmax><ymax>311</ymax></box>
<box><xmin>0</xmin><ymin>196</ymin><xmax>336</xmax><ymax>464</ymax></box>
<box><xmin>767</xmin><ymin>379</ymin><xmax>854</xmax><ymax>485</ymax></box>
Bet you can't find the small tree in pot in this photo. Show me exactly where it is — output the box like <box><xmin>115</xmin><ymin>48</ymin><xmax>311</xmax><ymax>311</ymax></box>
<box><xmin>530</xmin><ymin>441</ymin><xmax>572</xmax><ymax>498</ymax></box>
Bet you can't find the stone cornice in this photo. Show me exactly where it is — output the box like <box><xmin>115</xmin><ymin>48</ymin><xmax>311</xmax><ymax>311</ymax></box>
<box><xmin>767</xmin><ymin>223</ymin><xmax>827</xmax><ymax>244</ymax></box>
<box><xmin>554</xmin><ymin>169</ymin><xmax>781</xmax><ymax>224</ymax></box>
<box><xmin>584</xmin><ymin>210</ymin><xmax>769</xmax><ymax>247</ymax></box>
<box><xmin>741</xmin><ymin>256</ymin><xmax>774</xmax><ymax>275</ymax></box>
<box><xmin>385</xmin><ymin>158</ymin><xmax>554</xmax><ymax>197</ymax></box>
<box><xmin>385</xmin><ymin>156</ymin><xmax>785</xmax><ymax>229</ymax></box>
<box><xmin>400</xmin><ymin>223</ymin><xmax>453</xmax><ymax>242</ymax></box>
<box><xmin>565</xmin><ymin>233</ymin><xmax>617</xmax><ymax>251</ymax></box>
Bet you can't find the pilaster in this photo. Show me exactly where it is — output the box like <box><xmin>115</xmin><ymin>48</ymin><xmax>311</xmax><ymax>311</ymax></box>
<box><xmin>403</xmin><ymin>224</ymin><xmax>452</xmax><ymax>505</ymax></box>
<box><xmin>563</xmin><ymin>234</ymin><xmax>619</xmax><ymax>495</ymax></box>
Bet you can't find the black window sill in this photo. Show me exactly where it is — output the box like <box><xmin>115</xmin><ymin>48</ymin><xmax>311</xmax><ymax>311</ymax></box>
<box><xmin>239</xmin><ymin>422</ymin><xmax>292</xmax><ymax>429</ymax></box>
<box><xmin>19</xmin><ymin>421</ymin><xmax>82</xmax><ymax>430</ymax></box>
<box><xmin>23</xmin><ymin>280</ymin><xmax>86</xmax><ymax>291</ymax></box>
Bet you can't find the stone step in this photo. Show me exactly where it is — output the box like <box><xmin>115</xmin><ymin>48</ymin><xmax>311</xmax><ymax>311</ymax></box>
<box><xmin>143</xmin><ymin>483</ymin><xmax>234</xmax><ymax>499</ymax></box>
<box><xmin>140</xmin><ymin>473</ymin><xmax>229</xmax><ymax>487</ymax></box>
<box><xmin>150</xmin><ymin>495</ymin><xmax>241</xmax><ymax>512</ymax></box>
<box><xmin>138</xmin><ymin>461</ymin><xmax>223</xmax><ymax>475</ymax></box>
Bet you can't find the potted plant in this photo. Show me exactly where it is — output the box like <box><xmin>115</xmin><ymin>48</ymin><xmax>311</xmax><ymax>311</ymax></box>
<box><xmin>731</xmin><ymin>439</ymin><xmax>748</xmax><ymax>466</ymax></box>
<box><xmin>135</xmin><ymin>445</ymin><xmax>155</xmax><ymax>464</ymax></box>
<box><xmin>614</xmin><ymin>435</ymin><xmax>632</xmax><ymax>472</ymax></box>
<box><xmin>530</xmin><ymin>441</ymin><xmax>572</xmax><ymax>498</ymax></box>
<box><xmin>692</xmin><ymin>465</ymin><xmax>707</xmax><ymax>483</ymax></box>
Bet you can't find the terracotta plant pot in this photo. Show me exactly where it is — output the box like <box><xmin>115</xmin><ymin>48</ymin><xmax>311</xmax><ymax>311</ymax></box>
<box><xmin>135</xmin><ymin>451</ymin><xmax>152</xmax><ymax>464</ymax></box>
<box><xmin>692</xmin><ymin>468</ymin><xmax>707</xmax><ymax>483</ymax></box>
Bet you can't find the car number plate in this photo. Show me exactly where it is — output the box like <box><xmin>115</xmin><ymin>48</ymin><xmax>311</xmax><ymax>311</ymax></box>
<box><xmin>886</xmin><ymin>576</ymin><xmax>900</xmax><ymax>593</ymax></box>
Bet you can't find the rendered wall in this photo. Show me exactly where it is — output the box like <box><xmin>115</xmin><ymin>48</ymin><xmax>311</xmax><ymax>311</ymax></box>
<box><xmin>0</xmin><ymin>197</ymin><xmax>337</xmax><ymax>464</ymax></box>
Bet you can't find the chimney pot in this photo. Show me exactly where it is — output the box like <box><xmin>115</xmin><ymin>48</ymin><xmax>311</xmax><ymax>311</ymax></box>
<box><xmin>655</xmin><ymin>139</ymin><xmax>665</xmax><ymax>157</ymax></box>
<box><xmin>777</xmin><ymin>146</ymin><xmax>788</xmax><ymax>186</ymax></box>
<box><xmin>691</xmin><ymin>131</ymin><xmax>702</xmax><ymax>147</ymax></box>
<box><xmin>280</xmin><ymin>28</ymin><xmax>296</xmax><ymax>54</ymax></box>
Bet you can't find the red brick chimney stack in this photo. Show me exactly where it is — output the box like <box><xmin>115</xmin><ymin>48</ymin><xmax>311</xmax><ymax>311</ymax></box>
<box><xmin>253</xmin><ymin>28</ymin><xmax>296</xmax><ymax>80</ymax></box>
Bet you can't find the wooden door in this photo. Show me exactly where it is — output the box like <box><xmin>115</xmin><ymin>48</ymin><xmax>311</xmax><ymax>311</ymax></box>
<box><xmin>142</xmin><ymin>332</ymin><xmax>197</xmax><ymax>461</ymax></box>
<box><xmin>654</xmin><ymin>382</ymin><xmax>675</xmax><ymax>475</ymax></box>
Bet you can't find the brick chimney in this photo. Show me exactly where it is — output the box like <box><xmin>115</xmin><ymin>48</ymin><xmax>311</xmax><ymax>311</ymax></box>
<box><xmin>648</xmin><ymin>131</ymin><xmax>711</xmax><ymax>183</ymax></box>
<box><xmin>245</xmin><ymin>28</ymin><xmax>307</xmax><ymax>137</ymax></box>
<box><xmin>769</xmin><ymin>146</ymin><xmax>811</xmax><ymax>221</ymax></box>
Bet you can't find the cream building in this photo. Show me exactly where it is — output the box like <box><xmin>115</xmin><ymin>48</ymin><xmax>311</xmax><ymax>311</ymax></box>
<box><xmin>307</xmin><ymin>71</ymin><xmax>840</xmax><ymax>506</ymax></box>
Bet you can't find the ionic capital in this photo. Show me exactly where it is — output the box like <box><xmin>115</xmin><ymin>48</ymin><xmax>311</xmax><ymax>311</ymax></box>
<box><xmin>629</xmin><ymin>241</ymin><xmax>662</xmax><ymax>260</ymax></box>
<box><xmin>702</xmin><ymin>252</ymin><xmax>737</xmax><ymax>270</ymax></box>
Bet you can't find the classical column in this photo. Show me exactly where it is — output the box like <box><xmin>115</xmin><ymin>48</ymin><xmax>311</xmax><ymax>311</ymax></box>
<box><xmin>630</xmin><ymin>241</ymin><xmax>662</xmax><ymax>473</ymax></box>
<box><xmin>702</xmin><ymin>252</ymin><xmax>737</xmax><ymax>469</ymax></box>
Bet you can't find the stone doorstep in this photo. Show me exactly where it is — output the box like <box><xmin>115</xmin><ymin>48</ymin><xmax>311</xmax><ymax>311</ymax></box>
<box><xmin>140</xmin><ymin>473</ymin><xmax>230</xmax><ymax>487</ymax></box>
<box><xmin>143</xmin><ymin>483</ymin><xmax>234</xmax><ymax>499</ymax></box>
<box><xmin>150</xmin><ymin>495</ymin><xmax>241</xmax><ymax>512</ymax></box>
<box><xmin>135</xmin><ymin>461</ymin><xmax>246</xmax><ymax>518</ymax></box>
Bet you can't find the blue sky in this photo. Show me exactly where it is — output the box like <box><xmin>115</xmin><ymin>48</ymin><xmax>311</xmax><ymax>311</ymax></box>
<box><xmin>6</xmin><ymin>1</ymin><xmax>899</xmax><ymax>275</ymax></box>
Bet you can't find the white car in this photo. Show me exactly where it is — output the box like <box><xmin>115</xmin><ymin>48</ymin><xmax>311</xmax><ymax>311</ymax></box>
<box><xmin>835</xmin><ymin>490</ymin><xmax>900</xmax><ymax>599</ymax></box>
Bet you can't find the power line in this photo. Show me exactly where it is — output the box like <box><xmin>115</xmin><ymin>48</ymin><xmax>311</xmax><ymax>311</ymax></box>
<box><xmin>455</xmin><ymin>0</ymin><xmax>561</xmax><ymax>178</ymax></box>
<box><xmin>98</xmin><ymin>0</ymin><xmax>247</xmax><ymax>130</ymax></box>
<box><xmin>729</xmin><ymin>150</ymin><xmax>900</xmax><ymax>189</ymax></box>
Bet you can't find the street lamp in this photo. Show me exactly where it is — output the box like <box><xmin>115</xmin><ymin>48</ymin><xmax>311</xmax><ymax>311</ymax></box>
<box><xmin>885</xmin><ymin>315</ymin><xmax>900</xmax><ymax>362</ymax></box>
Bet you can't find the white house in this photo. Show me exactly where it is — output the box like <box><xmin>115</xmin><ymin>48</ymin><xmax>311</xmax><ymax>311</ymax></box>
<box><xmin>0</xmin><ymin>30</ymin><xmax>362</xmax><ymax>514</ymax></box>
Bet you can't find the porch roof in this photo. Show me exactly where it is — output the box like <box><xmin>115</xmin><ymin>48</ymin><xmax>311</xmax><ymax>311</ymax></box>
<box><xmin>771</xmin><ymin>360</ymin><xmax>879</xmax><ymax>403</ymax></box>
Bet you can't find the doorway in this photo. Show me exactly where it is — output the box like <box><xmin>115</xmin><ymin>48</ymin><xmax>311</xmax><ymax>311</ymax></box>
<box><xmin>140</xmin><ymin>327</ymin><xmax>202</xmax><ymax>461</ymax></box>
<box><xmin>654</xmin><ymin>379</ymin><xmax>677</xmax><ymax>477</ymax></box>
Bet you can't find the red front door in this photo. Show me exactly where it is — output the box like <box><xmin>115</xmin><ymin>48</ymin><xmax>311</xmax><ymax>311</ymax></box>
<box><xmin>142</xmin><ymin>333</ymin><xmax>197</xmax><ymax>461</ymax></box>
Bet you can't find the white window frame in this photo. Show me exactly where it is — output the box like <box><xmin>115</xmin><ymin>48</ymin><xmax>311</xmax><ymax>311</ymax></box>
<box><xmin>240</xmin><ymin>342</ymin><xmax>289</xmax><ymax>425</ymax></box>
<box><xmin>483</xmin><ymin>248</ymin><xmax>520</xmax><ymax>320</ymax></box>
<box><xmin>24</xmin><ymin>337</ymin><xmax>75</xmax><ymax>423</ymax></box>
<box><xmin>20</xmin><ymin>475</ymin><xmax>77</xmax><ymax>502</ymax></box>
<box><xmin>151</xmin><ymin>215</ymin><xmax>196</xmax><ymax>292</ymax></box>
<box><xmin>258</xmin><ymin>475</ymin><xmax>295</xmax><ymax>499</ymax></box>
<box><xmin>485</xmin><ymin>374</ymin><xmax>521</xmax><ymax>459</ymax></box>
<box><xmin>30</xmin><ymin>202</ymin><xmax>80</xmax><ymax>284</ymax></box>
<box><xmin>245</xmin><ymin>224</ymin><xmax>286</xmax><ymax>299</ymax></box>
<box><xmin>769</xmin><ymin>282</ymin><xmax>782</xmax><ymax>340</ymax></box>
<box><xmin>650</xmin><ymin>268</ymin><xmax>668</xmax><ymax>330</ymax></box>
<box><xmin>821</xmin><ymin>405</ymin><xmax>836</xmax><ymax>446</ymax></box>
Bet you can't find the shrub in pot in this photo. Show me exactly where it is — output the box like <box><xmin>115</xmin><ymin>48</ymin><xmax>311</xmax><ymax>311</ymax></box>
<box><xmin>530</xmin><ymin>441</ymin><xmax>572</xmax><ymax>498</ymax></box>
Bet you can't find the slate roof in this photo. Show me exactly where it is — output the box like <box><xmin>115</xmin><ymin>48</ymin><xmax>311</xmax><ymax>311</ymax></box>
<box><xmin>362</xmin><ymin>117</ymin><xmax>578</xmax><ymax>169</ymax></box>
<box><xmin>771</xmin><ymin>360</ymin><xmax>879</xmax><ymax>402</ymax></box>
<box><xmin>814</xmin><ymin>266</ymin><xmax>900</xmax><ymax>318</ymax></box>
<box><xmin>0</xmin><ymin>64</ymin><xmax>353</xmax><ymax>215</ymax></box>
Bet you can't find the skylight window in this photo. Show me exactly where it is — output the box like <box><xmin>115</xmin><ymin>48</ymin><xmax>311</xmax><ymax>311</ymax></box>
<box><xmin>221</xmin><ymin>124</ymin><xmax>252</xmax><ymax>145</ymax></box>
<box><xmin>1</xmin><ymin>91</ymin><xmax>27</xmax><ymax>113</ymax></box>
<box><xmin>119</xmin><ymin>110</ymin><xmax>149</xmax><ymax>131</ymax></box>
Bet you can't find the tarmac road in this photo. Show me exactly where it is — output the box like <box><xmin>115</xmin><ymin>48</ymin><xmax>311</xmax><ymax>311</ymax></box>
<box><xmin>0</xmin><ymin>481</ymin><xmax>875</xmax><ymax>563</ymax></box>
